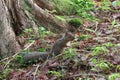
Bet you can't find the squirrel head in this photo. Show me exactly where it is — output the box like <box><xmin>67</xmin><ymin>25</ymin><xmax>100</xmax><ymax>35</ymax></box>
<box><xmin>64</xmin><ymin>32</ymin><xmax>74</xmax><ymax>41</ymax></box>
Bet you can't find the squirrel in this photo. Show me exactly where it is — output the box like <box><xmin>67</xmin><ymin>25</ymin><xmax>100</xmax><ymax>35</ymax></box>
<box><xmin>50</xmin><ymin>32</ymin><xmax>74</xmax><ymax>56</ymax></box>
<box><xmin>22</xmin><ymin>32</ymin><xmax>74</xmax><ymax>62</ymax></box>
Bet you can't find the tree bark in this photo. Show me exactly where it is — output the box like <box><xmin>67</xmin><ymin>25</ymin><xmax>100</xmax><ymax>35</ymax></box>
<box><xmin>7</xmin><ymin>0</ymin><xmax>38</xmax><ymax>35</ymax></box>
<box><xmin>34</xmin><ymin>0</ymin><xmax>55</xmax><ymax>10</ymax></box>
<box><xmin>0</xmin><ymin>0</ymin><xmax>21</xmax><ymax>58</ymax></box>
<box><xmin>28</xmin><ymin>0</ymin><xmax>70</xmax><ymax>33</ymax></box>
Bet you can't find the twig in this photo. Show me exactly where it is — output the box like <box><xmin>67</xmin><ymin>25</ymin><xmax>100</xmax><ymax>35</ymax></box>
<box><xmin>23</xmin><ymin>40</ymin><xmax>35</xmax><ymax>50</ymax></box>
<box><xmin>33</xmin><ymin>64</ymin><xmax>40</xmax><ymax>80</ymax></box>
<box><xmin>95</xmin><ymin>22</ymin><xmax>98</xmax><ymax>32</ymax></box>
<box><xmin>76</xmin><ymin>49</ymin><xmax>91</xmax><ymax>53</ymax></box>
<box><xmin>3</xmin><ymin>52</ymin><xmax>20</xmax><ymax>69</ymax></box>
<box><xmin>0</xmin><ymin>57</ymin><xmax>9</xmax><ymax>63</ymax></box>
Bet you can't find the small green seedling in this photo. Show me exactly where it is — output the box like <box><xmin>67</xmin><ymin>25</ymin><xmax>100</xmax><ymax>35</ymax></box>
<box><xmin>92</xmin><ymin>46</ymin><xmax>109</xmax><ymax>55</ymax></box>
<box><xmin>63</xmin><ymin>48</ymin><xmax>77</xmax><ymax>59</ymax></box>
<box><xmin>78</xmin><ymin>34</ymin><xmax>92</xmax><ymax>40</ymax></box>
<box><xmin>109</xmin><ymin>73</ymin><xmax>120</xmax><ymax>80</ymax></box>
<box><xmin>48</xmin><ymin>71</ymin><xmax>63</xmax><ymax>77</ymax></box>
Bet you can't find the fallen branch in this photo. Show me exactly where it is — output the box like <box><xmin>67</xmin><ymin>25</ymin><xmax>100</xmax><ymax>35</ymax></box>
<box><xmin>33</xmin><ymin>64</ymin><xmax>40</xmax><ymax>80</ymax></box>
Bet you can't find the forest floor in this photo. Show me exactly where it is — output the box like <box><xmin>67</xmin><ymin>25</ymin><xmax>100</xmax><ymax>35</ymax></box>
<box><xmin>1</xmin><ymin>5</ymin><xmax>120</xmax><ymax>80</ymax></box>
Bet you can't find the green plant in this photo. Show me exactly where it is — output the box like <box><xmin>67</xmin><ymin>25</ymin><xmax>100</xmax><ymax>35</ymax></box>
<box><xmin>112</xmin><ymin>0</ymin><xmax>120</xmax><ymax>8</ymax></box>
<box><xmin>38</xmin><ymin>27</ymin><xmax>54</xmax><ymax>38</ymax></box>
<box><xmin>0</xmin><ymin>68</ymin><xmax>12</xmax><ymax>80</ymax></box>
<box><xmin>97</xmin><ymin>0</ymin><xmax>120</xmax><ymax>11</ymax></box>
<box><xmin>85</xmin><ymin>28</ymin><xmax>95</xmax><ymax>33</ymax></box>
<box><xmin>23</xmin><ymin>28</ymin><xmax>32</xmax><ymax>33</ymax></box>
<box><xmin>37</xmin><ymin>48</ymin><xmax>46</xmax><ymax>52</ymax></box>
<box><xmin>96</xmin><ymin>61</ymin><xmax>110</xmax><ymax>71</ymax></box>
<box><xmin>78</xmin><ymin>34</ymin><xmax>92</xmax><ymax>40</ymax></box>
<box><xmin>23</xmin><ymin>28</ymin><xmax>36</xmax><ymax>38</ymax></box>
<box><xmin>53</xmin><ymin>0</ymin><xmax>97</xmax><ymax>20</ymax></box>
<box><xmin>116</xmin><ymin>65</ymin><xmax>120</xmax><ymax>71</ymax></box>
<box><xmin>63</xmin><ymin>48</ymin><xmax>77</xmax><ymax>59</ymax></box>
<box><xmin>52</xmin><ymin>0</ymin><xmax>78</xmax><ymax>15</ymax></box>
<box><xmin>92</xmin><ymin>46</ymin><xmax>109</xmax><ymax>55</ymax></box>
<box><xmin>103</xmin><ymin>42</ymin><xmax>115</xmax><ymax>48</ymax></box>
<box><xmin>92</xmin><ymin>42</ymin><xmax>116</xmax><ymax>56</ymax></box>
<box><xmin>48</xmin><ymin>71</ymin><xmax>63</xmax><ymax>77</ymax></box>
<box><xmin>90</xmin><ymin>42</ymin><xmax>119</xmax><ymax>72</ymax></box>
<box><xmin>109</xmin><ymin>73</ymin><xmax>120</xmax><ymax>80</ymax></box>
<box><xmin>28</xmin><ymin>40</ymin><xmax>35</xmax><ymax>43</ymax></box>
<box><xmin>75</xmin><ymin>0</ymin><xmax>95</xmax><ymax>10</ymax></box>
<box><xmin>110</xmin><ymin>19</ymin><xmax>116</xmax><ymax>30</ymax></box>
<box><xmin>75</xmin><ymin>0</ymin><xmax>96</xmax><ymax>20</ymax></box>
<box><xmin>91</xmin><ymin>67</ymin><xmax>98</xmax><ymax>72</ymax></box>
<box><xmin>91</xmin><ymin>59</ymin><xmax>110</xmax><ymax>72</ymax></box>
<box><xmin>15</xmin><ymin>54</ymin><xmax>24</xmax><ymax>64</ymax></box>
<box><xmin>100</xmin><ymin>0</ymin><xmax>112</xmax><ymax>10</ymax></box>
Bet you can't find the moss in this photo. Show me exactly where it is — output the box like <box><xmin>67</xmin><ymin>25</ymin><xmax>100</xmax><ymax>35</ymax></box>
<box><xmin>52</xmin><ymin>0</ymin><xmax>79</xmax><ymax>15</ymax></box>
<box><xmin>78</xmin><ymin>34</ymin><xmax>92</xmax><ymax>40</ymax></box>
<box><xmin>69</xmin><ymin>18</ymin><xmax>83</xmax><ymax>28</ymax></box>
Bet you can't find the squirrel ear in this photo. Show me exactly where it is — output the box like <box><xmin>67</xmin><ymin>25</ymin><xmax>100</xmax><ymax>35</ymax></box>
<box><xmin>64</xmin><ymin>32</ymin><xmax>70</xmax><ymax>37</ymax></box>
<box><xmin>64</xmin><ymin>32</ymin><xmax>68</xmax><ymax>37</ymax></box>
<box><xmin>64</xmin><ymin>32</ymin><xmax>74</xmax><ymax>40</ymax></box>
<box><xmin>65</xmin><ymin>32</ymin><xmax>68</xmax><ymax>35</ymax></box>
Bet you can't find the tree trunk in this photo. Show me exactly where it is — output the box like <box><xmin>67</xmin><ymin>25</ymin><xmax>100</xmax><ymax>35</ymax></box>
<box><xmin>7</xmin><ymin>0</ymin><xmax>39</xmax><ymax>35</ymax></box>
<box><xmin>0</xmin><ymin>0</ymin><xmax>21</xmax><ymax>58</ymax></box>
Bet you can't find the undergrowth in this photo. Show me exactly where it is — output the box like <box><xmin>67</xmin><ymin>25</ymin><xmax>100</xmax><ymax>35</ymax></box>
<box><xmin>0</xmin><ymin>0</ymin><xmax>120</xmax><ymax>80</ymax></box>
